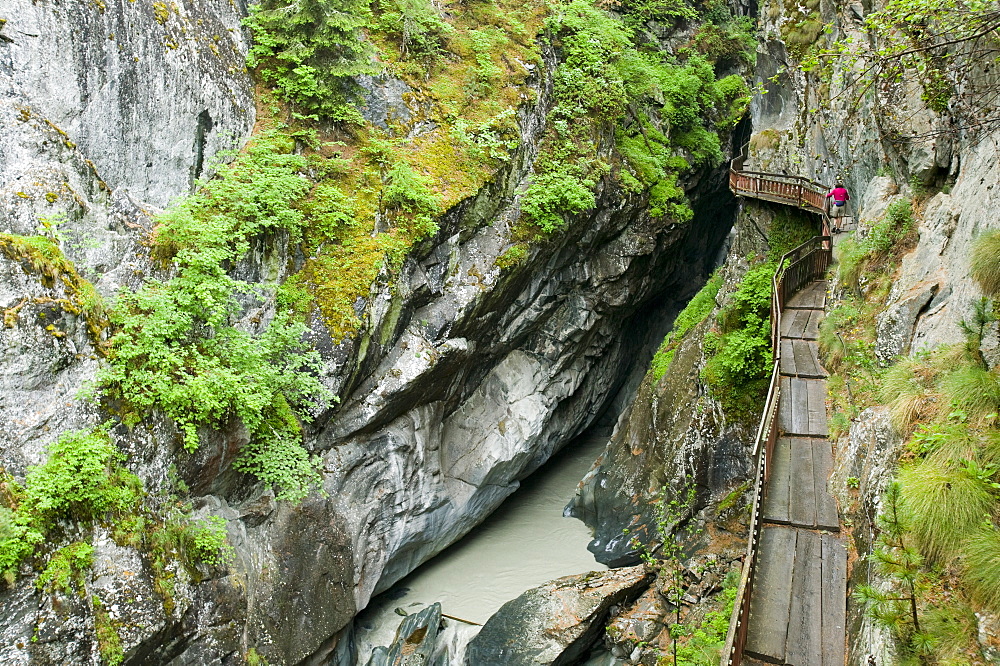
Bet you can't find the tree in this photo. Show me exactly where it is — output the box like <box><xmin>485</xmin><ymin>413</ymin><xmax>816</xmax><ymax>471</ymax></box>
<box><xmin>245</xmin><ymin>0</ymin><xmax>379</xmax><ymax>119</ymax></box>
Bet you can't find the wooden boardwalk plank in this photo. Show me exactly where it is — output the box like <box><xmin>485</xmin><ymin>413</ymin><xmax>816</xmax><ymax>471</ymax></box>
<box><xmin>780</xmin><ymin>339</ymin><xmax>795</xmax><ymax>376</ymax></box>
<box><xmin>779</xmin><ymin>377</ymin><xmax>793</xmax><ymax>434</ymax></box>
<box><xmin>803</xmin><ymin>310</ymin><xmax>823</xmax><ymax>340</ymax></box>
<box><xmin>745</xmin><ymin>527</ymin><xmax>797</xmax><ymax>663</ymax></box>
<box><xmin>791</xmin><ymin>379</ymin><xmax>811</xmax><ymax>436</ymax></box>
<box><xmin>786</xmin><ymin>282</ymin><xmax>826</xmax><ymax>310</ymax></box>
<box><xmin>785</xmin><ymin>530</ymin><xmax>824</xmax><ymax>666</ymax></box>
<box><xmin>821</xmin><ymin>534</ymin><xmax>848</xmax><ymax>666</ymax></box>
<box><xmin>763</xmin><ymin>438</ymin><xmax>792</xmax><ymax>524</ymax></box>
<box><xmin>806</xmin><ymin>379</ymin><xmax>829</xmax><ymax>437</ymax></box>
<box><xmin>794</xmin><ymin>341</ymin><xmax>826</xmax><ymax>379</ymax></box>
<box><xmin>789</xmin><ymin>439</ymin><xmax>817</xmax><ymax>529</ymax></box>
<box><xmin>782</xmin><ymin>310</ymin><xmax>808</xmax><ymax>339</ymax></box>
<box><xmin>814</xmin><ymin>441</ymin><xmax>840</xmax><ymax>531</ymax></box>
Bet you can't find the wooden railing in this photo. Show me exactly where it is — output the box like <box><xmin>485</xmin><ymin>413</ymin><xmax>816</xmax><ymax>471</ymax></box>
<box><xmin>720</xmin><ymin>236</ymin><xmax>831</xmax><ymax>666</ymax></box>
<box><xmin>729</xmin><ymin>153</ymin><xmax>831</xmax><ymax>217</ymax></box>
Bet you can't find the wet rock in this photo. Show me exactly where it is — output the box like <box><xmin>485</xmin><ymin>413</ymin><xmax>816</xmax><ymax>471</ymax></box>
<box><xmin>365</xmin><ymin>603</ymin><xmax>447</xmax><ymax>666</ymax></box>
<box><xmin>465</xmin><ymin>565</ymin><xmax>653</xmax><ymax>666</ymax></box>
<box><xmin>1</xmin><ymin>0</ymin><xmax>254</xmax><ymax>207</ymax></box>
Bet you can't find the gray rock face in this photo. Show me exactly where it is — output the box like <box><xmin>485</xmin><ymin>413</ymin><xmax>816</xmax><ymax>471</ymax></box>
<box><xmin>465</xmin><ymin>566</ymin><xmax>653</xmax><ymax>666</ymax></box>
<box><xmin>568</xmin><ymin>200</ymin><xmax>794</xmax><ymax>566</ymax></box>
<box><xmin>0</xmin><ymin>3</ymin><xmax>737</xmax><ymax>664</ymax></box>
<box><xmin>365</xmin><ymin>603</ymin><xmax>447</xmax><ymax>666</ymax></box>
<box><xmin>0</xmin><ymin>0</ymin><xmax>255</xmax><ymax>208</ymax></box>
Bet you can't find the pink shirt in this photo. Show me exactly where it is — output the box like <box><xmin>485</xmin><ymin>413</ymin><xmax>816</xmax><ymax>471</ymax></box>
<box><xmin>827</xmin><ymin>187</ymin><xmax>850</xmax><ymax>202</ymax></box>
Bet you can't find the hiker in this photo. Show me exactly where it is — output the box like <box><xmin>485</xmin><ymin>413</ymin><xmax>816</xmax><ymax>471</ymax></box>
<box><xmin>826</xmin><ymin>182</ymin><xmax>850</xmax><ymax>217</ymax></box>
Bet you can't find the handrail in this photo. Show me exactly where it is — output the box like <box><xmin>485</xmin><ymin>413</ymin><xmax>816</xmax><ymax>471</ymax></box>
<box><xmin>720</xmin><ymin>235</ymin><xmax>831</xmax><ymax>666</ymax></box>
<box><xmin>728</xmin><ymin>156</ymin><xmax>834</xmax><ymax>248</ymax></box>
<box><xmin>729</xmin><ymin>151</ymin><xmax>828</xmax><ymax>213</ymax></box>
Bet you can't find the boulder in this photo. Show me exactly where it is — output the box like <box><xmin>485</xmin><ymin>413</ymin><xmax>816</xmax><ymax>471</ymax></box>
<box><xmin>366</xmin><ymin>603</ymin><xmax>447</xmax><ymax>666</ymax></box>
<box><xmin>465</xmin><ymin>566</ymin><xmax>653</xmax><ymax>666</ymax></box>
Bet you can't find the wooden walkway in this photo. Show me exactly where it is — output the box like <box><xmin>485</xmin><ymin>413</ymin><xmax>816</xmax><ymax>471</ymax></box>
<box><xmin>742</xmin><ymin>283</ymin><xmax>847</xmax><ymax>666</ymax></box>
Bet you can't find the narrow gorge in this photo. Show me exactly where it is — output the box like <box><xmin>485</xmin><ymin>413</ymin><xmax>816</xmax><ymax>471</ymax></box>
<box><xmin>2</xmin><ymin>0</ymin><xmax>1000</xmax><ymax>665</ymax></box>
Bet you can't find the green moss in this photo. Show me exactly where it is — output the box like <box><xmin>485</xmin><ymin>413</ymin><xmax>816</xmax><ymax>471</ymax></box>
<box><xmin>93</xmin><ymin>595</ymin><xmax>124</xmax><ymax>665</ymax></box>
<box><xmin>0</xmin><ymin>233</ymin><xmax>109</xmax><ymax>344</ymax></box>
<box><xmin>495</xmin><ymin>243</ymin><xmax>528</xmax><ymax>270</ymax></box>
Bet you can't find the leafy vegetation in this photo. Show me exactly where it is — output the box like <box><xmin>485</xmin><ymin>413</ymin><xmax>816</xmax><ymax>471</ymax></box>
<box><xmin>651</xmin><ymin>270</ymin><xmax>723</xmax><ymax>381</ymax></box>
<box><xmin>99</xmin><ymin>131</ymin><xmax>331</xmax><ymax>501</ymax></box>
<box><xmin>521</xmin><ymin>0</ymin><xmax>752</xmax><ymax>233</ymax></box>
<box><xmin>805</xmin><ymin>0</ymin><xmax>1000</xmax><ymax>139</ymax></box>
<box><xmin>36</xmin><ymin>542</ymin><xmax>95</xmax><ymax>595</ymax></box>
<box><xmin>701</xmin><ymin>261</ymin><xmax>774</xmax><ymax>418</ymax></box>
<box><xmin>245</xmin><ymin>0</ymin><xmax>378</xmax><ymax>120</ymax></box>
<box><xmin>618</xmin><ymin>480</ymin><xmax>736</xmax><ymax>666</ymax></box>
<box><xmin>0</xmin><ymin>428</ymin><xmax>141</xmax><ymax>586</ymax></box>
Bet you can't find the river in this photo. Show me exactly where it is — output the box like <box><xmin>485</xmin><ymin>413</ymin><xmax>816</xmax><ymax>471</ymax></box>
<box><xmin>353</xmin><ymin>426</ymin><xmax>614</xmax><ymax>661</ymax></box>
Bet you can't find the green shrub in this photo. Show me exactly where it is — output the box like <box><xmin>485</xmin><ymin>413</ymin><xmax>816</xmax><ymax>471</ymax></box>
<box><xmin>701</xmin><ymin>262</ymin><xmax>776</xmax><ymax>418</ymax></box>
<box><xmin>373</xmin><ymin>0</ymin><xmax>453</xmax><ymax>66</ymax></box>
<box><xmin>971</xmin><ymin>231</ymin><xmax>1000</xmax><ymax>297</ymax></box>
<box><xmin>100</xmin><ymin>133</ymin><xmax>331</xmax><ymax>501</ymax></box>
<box><xmin>524</xmin><ymin>0</ymin><xmax>751</xmax><ymax>233</ymax></box>
<box><xmin>0</xmin><ymin>429</ymin><xmax>141</xmax><ymax>586</ymax></box>
<box><xmin>245</xmin><ymin>0</ymin><xmax>378</xmax><ymax>120</ymax></box>
<box><xmin>37</xmin><ymin>542</ymin><xmax>94</xmax><ymax>594</ymax></box>
<box><xmin>899</xmin><ymin>460</ymin><xmax>995</xmax><ymax>563</ymax></box>
<box><xmin>382</xmin><ymin>161</ymin><xmax>442</xmax><ymax>239</ymax></box>
<box><xmin>521</xmin><ymin>169</ymin><xmax>599</xmax><ymax>233</ymax></box>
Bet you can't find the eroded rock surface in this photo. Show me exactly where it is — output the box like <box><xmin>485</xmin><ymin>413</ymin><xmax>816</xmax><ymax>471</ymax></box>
<box><xmin>466</xmin><ymin>565</ymin><xmax>653</xmax><ymax>666</ymax></box>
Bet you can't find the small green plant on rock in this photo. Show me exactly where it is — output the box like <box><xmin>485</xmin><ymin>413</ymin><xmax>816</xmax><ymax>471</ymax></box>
<box><xmin>37</xmin><ymin>542</ymin><xmax>94</xmax><ymax>594</ymax></box>
<box><xmin>0</xmin><ymin>427</ymin><xmax>141</xmax><ymax>586</ymax></box>
<box><xmin>93</xmin><ymin>594</ymin><xmax>125</xmax><ymax>665</ymax></box>
<box><xmin>854</xmin><ymin>482</ymin><xmax>932</xmax><ymax>658</ymax></box>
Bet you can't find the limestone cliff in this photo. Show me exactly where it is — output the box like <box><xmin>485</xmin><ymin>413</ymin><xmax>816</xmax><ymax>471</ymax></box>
<box><xmin>0</xmin><ymin>1</ymin><xmax>745</xmax><ymax>663</ymax></box>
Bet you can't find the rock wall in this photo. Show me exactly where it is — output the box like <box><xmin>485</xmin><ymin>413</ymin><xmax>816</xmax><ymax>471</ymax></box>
<box><xmin>568</xmin><ymin>199</ymin><xmax>814</xmax><ymax>566</ymax></box>
<box><xmin>1</xmin><ymin>0</ymin><xmax>254</xmax><ymax>208</ymax></box>
<box><xmin>0</xmin><ymin>2</ymin><xmax>741</xmax><ymax>664</ymax></box>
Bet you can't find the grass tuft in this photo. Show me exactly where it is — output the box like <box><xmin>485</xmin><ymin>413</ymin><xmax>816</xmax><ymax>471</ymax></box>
<box><xmin>940</xmin><ymin>365</ymin><xmax>1000</xmax><ymax>424</ymax></box>
<box><xmin>963</xmin><ymin>527</ymin><xmax>1000</xmax><ymax>613</ymax></box>
<box><xmin>898</xmin><ymin>460</ymin><xmax>995</xmax><ymax>563</ymax></box>
<box><xmin>970</xmin><ymin>231</ymin><xmax>1000</xmax><ymax>297</ymax></box>
<box><xmin>880</xmin><ymin>357</ymin><xmax>932</xmax><ymax>433</ymax></box>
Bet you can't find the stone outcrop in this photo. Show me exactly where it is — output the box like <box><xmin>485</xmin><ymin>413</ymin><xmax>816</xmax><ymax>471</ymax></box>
<box><xmin>465</xmin><ymin>565</ymin><xmax>653</xmax><ymax>666</ymax></box>
<box><xmin>568</xmin><ymin>200</ymin><xmax>802</xmax><ymax>566</ymax></box>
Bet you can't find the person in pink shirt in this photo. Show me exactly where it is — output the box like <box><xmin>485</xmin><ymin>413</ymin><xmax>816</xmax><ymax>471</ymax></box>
<box><xmin>826</xmin><ymin>183</ymin><xmax>850</xmax><ymax>217</ymax></box>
